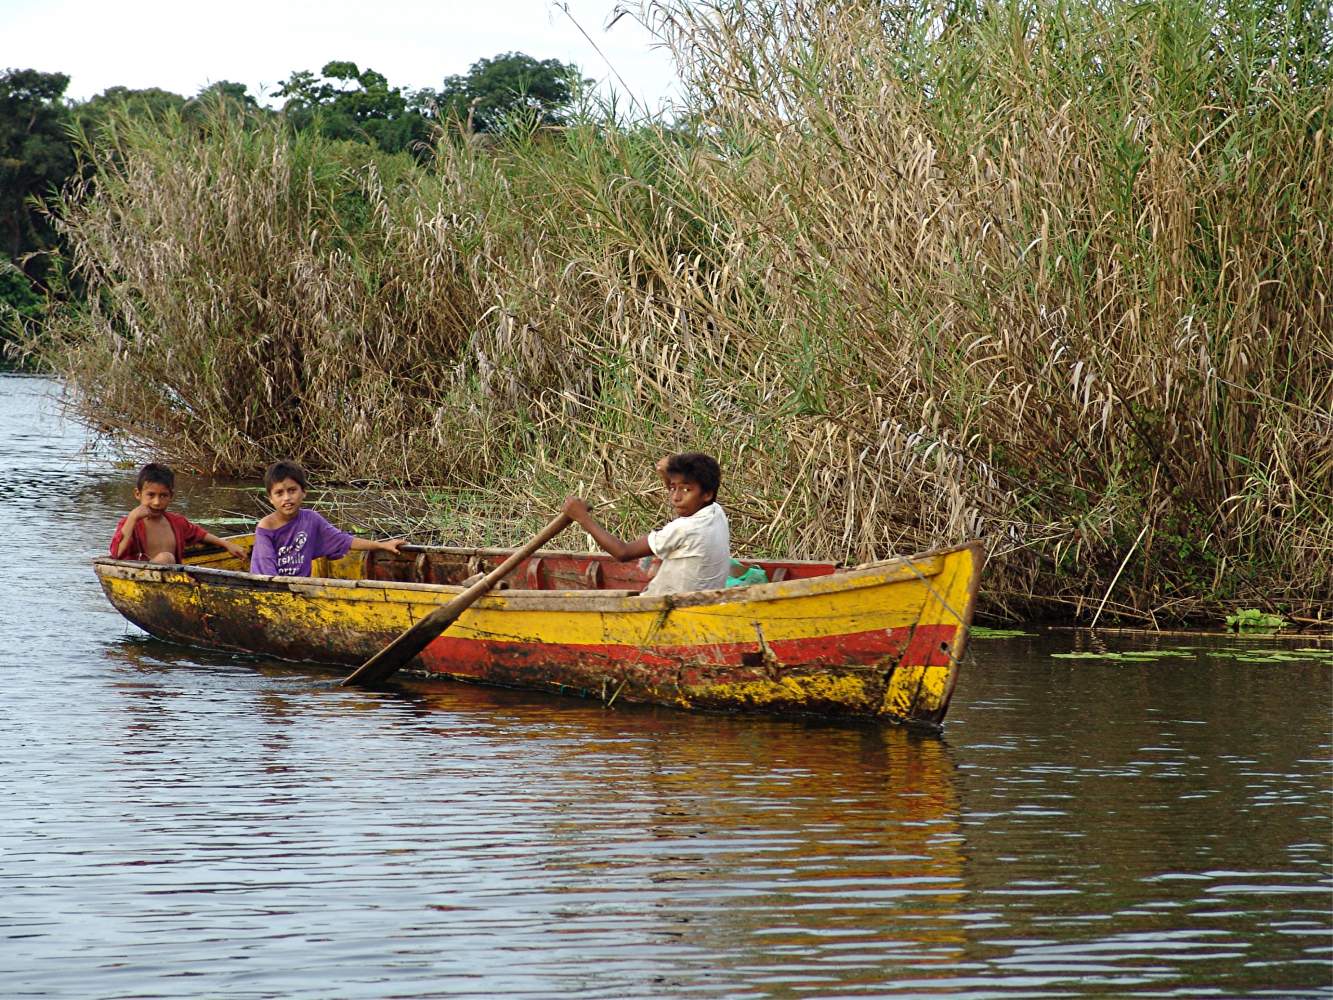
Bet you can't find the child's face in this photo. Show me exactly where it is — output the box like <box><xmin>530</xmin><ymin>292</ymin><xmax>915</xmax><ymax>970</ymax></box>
<box><xmin>134</xmin><ymin>482</ymin><xmax>174</xmax><ymax>517</ymax></box>
<box><xmin>267</xmin><ymin>478</ymin><xmax>307</xmax><ymax>519</ymax></box>
<box><xmin>665</xmin><ymin>475</ymin><xmax>713</xmax><ymax>517</ymax></box>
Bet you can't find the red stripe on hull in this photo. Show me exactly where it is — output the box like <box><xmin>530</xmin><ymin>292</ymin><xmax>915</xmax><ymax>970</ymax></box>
<box><xmin>417</xmin><ymin>622</ymin><xmax>959</xmax><ymax>684</ymax></box>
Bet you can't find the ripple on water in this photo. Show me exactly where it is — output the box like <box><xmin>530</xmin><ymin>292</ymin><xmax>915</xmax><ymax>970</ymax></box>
<box><xmin>1</xmin><ymin>375</ymin><xmax>1331</xmax><ymax>998</ymax></box>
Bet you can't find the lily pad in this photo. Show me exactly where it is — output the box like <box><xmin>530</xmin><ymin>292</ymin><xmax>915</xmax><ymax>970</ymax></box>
<box><xmin>971</xmin><ymin>626</ymin><xmax>1035</xmax><ymax>638</ymax></box>
<box><xmin>1208</xmin><ymin>649</ymin><xmax>1330</xmax><ymax>664</ymax></box>
<box><xmin>1051</xmin><ymin>648</ymin><xmax>1195</xmax><ymax>663</ymax></box>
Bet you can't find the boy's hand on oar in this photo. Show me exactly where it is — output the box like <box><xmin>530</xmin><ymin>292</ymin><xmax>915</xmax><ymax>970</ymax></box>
<box><xmin>561</xmin><ymin>496</ymin><xmax>591</xmax><ymax>522</ymax></box>
<box><xmin>377</xmin><ymin>538</ymin><xmax>407</xmax><ymax>555</ymax></box>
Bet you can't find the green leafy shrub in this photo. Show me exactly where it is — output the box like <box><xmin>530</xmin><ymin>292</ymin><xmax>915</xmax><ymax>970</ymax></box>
<box><xmin>1225</xmin><ymin>609</ymin><xmax>1289</xmax><ymax>633</ymax></box>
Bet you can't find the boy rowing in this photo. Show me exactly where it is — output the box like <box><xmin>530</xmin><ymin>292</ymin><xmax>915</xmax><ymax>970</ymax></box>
<box><xmin>562</xmin><ymin>452</ymin><xmax>730</xmax><ymax>595</ymax></box>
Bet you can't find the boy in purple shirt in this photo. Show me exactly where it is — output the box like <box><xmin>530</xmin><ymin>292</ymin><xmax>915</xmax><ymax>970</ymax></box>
<box><xmin>250</xmin><ymin>460</ymin><xmax>404</xmax><ymax>576</ymax></box>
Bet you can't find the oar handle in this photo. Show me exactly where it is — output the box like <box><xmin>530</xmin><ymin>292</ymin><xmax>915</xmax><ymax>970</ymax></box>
<box><xmin>445</xmin><ymin>513</ymin><xmax>574</xmax><ymax>607</ymax></box>
<box><xmin>341</xmin><ymin>513</ymin><xmax>573</xmax><ymax>687</ymax></box>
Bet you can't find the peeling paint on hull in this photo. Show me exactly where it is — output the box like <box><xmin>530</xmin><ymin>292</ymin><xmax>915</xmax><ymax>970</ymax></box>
<box><xmin>93</xmin><ymin>542</ymin><xmax>984</xmax><ymax>728</ymax></box>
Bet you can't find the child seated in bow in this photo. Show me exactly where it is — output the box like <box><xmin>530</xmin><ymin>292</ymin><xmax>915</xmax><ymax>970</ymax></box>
<box><xmin>111</xmin><ymin>462</ymin><xmax>248</xmax><ymax>564</ymax></box>
<box><xmin>562</xmin><ymin>452</ymin><xmax>730</xmax><ymax>596</ymax></box>
<box><xmin>250</xmin><ymin>460</ymin><xmax>405</xmax><ymax>577</ymax></box>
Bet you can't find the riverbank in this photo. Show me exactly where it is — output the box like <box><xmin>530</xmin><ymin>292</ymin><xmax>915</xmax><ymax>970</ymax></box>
<box><xmin>24</xmin><ymin>0</ymin><xmax>1332</xmax><ymax>625</ymax></box>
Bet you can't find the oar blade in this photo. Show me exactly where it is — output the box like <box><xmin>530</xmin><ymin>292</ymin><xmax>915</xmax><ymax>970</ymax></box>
<box><xmin>340</xmin><ymin>513</ymin><xmax>572</xmax><ymax>688</ymax></box>
<box><xmin>341</xmin><ymin>605</ymin><xmax>465</xmax><ymax>686</ymax></box>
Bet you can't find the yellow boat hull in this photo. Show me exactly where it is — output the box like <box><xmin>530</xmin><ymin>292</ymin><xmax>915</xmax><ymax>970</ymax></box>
<box><xmin>94</xmin><ymin>541</ymin><xmax>984</xmax><ymax>728</ymax></box>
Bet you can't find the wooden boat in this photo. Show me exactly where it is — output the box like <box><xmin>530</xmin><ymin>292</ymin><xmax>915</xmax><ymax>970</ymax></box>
<box><xmin>93</xmin><ymin>538</ymin><xmax>984</xmax><ymax>729</ymax></box>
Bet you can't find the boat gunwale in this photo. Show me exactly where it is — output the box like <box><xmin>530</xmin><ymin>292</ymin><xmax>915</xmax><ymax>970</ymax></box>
<box><xmin>91</xmin><ymin>541</ymin><xmax>983</xmax><ymax>614</ymax></box>
<box><xmin>397</xmin><ymin>542</ymin><xmax>840</xmax><ymax>570</ymax></box>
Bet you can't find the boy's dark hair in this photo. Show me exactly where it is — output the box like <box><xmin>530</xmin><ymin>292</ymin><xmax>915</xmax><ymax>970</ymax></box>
<box><xmin>264</xmin><ymin>460</ymin><xmax>309</xmax><ymax>492</ymax></box>
<box><xmin>136</xmin><ymin>462</ymin><xmax>175</xmax><ymax>492</ymax></box>
<box><xmin>666</xmin><ymin>452</ymin><xmax>721</xmax><ymax>500</ymax></box>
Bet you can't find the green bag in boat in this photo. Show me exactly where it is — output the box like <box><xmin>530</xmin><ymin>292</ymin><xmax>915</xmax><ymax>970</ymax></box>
<box><xmin>726</xmin><ymin>561</ymin><xmax>768</xmax><ymax>587</ymax></box>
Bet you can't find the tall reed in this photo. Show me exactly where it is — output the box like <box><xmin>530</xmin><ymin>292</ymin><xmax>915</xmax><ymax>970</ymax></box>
<box><xmin>34</xmin><ymin>1</ymin><xmax>1332</xmax><ymax>621</ymax></box>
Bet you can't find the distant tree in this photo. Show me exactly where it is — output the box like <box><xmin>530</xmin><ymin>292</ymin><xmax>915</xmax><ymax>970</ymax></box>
<box><xmin>188</xmin><ymin>80</ymin><xmax>262</xmax><ymax>117</ymax></box>
<box><xmin>0</xmin><ymin>260</ymin><xmax>43</xmax><ymax>332</ymax></box>
<box><xmin>0</xmin><ymin>68</ymin><xmax>75</xmax><ymax>314</ymax></box>
<box><xmin>276</xmin><ymin>61</ymin><xmax>431</xmax><ymax>155</ymax></box>
<box><xmin>426</xmin><ymin>52</ymin><xmax>589</xmax><ymax>133</ymax></box>
<box><xmin>73</xmin><ymin>85</ymin><xmax>188</xmax><ymax>134</ymax></box>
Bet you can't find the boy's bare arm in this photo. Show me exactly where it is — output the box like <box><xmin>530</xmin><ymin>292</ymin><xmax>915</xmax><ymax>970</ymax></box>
<box><xmin>114</xmin><ymin>504</ymin><xmax>151</xmax><ymax>558</ymax></box>
<box><xmin>200</xmin><ymin>531</ymin><xmax>248</xmax><ymax>560</ymax></box>
<box><xmin>350</xmin><ymin>537</ymin><xmax>406</xmax><ymax>555</ymax></box>
<box><xmin>562</xmin><ymin>497</ymin><xmax>653</xmax><ymax>562</ymax></box>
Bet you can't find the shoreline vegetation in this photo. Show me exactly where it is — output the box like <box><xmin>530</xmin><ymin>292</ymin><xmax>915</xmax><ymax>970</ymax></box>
<box><xmin>17</xmin><ymin>0</ymin><xmax>1332</xmax><ymax>625</ymax></box>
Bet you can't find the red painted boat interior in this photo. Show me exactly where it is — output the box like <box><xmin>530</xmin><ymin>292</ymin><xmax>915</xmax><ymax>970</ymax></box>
<box><xmin>366</xmin><ymin>549</ymin><xmax>839</xmax><ymax>592</ymax></box>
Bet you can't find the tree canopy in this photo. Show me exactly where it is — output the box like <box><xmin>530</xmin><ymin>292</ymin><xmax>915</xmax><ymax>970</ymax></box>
<box><xmin>425</xmin><ymin>52</ymin><xmax>590</xmax><ymax>133</ymax></box>
<box><xmin>276</xmin><ymin>61</ymin><xmax>431</xmax><ymax>155</ymax></box>
<box><xmin>1</xmin><ymin>52</ymin><xmax>589</xmax><ymax>335</ymax></box>
<box><xmin>188</xmin><ymin>81</ymin><xmax>261</xmax><ymax>116</ymax></box>
<box><xmin>0</xmin><ymin>69</ymin><xmax>75</xmax><ymax>265</ymax></box>
<box><xmin>73</xmin><ymin>85</ymin><xmax>187</xmax><ymax>130</ymax></box>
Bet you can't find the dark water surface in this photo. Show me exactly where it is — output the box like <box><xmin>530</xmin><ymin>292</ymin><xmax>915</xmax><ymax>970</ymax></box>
<box><xmin>1</xmin><ymin>374</ymin><xmax>1329</xmax><ymax>999</ymax></box>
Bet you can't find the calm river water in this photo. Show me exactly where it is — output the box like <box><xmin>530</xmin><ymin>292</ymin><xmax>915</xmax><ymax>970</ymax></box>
<box><xmin>1</xmin><ymin>374</ymin><xmax>1329</xmax><ymax>999</ymax></box>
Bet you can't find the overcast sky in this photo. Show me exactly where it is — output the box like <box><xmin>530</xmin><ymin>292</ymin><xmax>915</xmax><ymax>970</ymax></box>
<box><xmin>1</xmin><ymin>0</ymin><xmax>683</xmax><ymax>111</ymax></box>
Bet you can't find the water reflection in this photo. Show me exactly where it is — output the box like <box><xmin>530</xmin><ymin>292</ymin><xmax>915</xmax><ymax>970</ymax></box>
<box><xmin>376</xmin><ymin>683</ymin><xmax>973</xmax><ymax>995</ymax></box>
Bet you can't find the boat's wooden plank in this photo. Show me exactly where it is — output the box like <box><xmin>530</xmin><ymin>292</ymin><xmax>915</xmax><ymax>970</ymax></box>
<box><xmin>352</xmin><ymin>578</ymin><xmax>463</xmax><ymax>594</ymax></box>
<box><xmin>95</xmin><ymin>551</ymin><xmax>950</xmax><ymax>607</ymax></box>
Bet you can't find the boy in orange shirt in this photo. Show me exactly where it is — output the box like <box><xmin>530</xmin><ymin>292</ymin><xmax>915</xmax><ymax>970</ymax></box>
<box><xmin>110</xmin><ymin>463</ymin><xmax>247</xmax><ymax>565</ymax></box>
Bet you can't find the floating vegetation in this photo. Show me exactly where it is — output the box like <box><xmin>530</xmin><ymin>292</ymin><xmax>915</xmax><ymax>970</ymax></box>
<box><xmin>1208</xmin><ymin>650</ymin><xmax>1330</xmax><ymax>664</ymax></box>
<box><xmin>970</xmin><ymin>627</ymin><xmax>1035</xmax><ymax>639</ymax></box>
<box><xmin>1224</xmin><ymin>609</ymin><xmax>1288</xmax><ymax>633</ymax></box>
<box><xmin>1052</xmin><ymin>646</ymin><xmax>1331</xmax><ymax>665</ymax></box>
<box><xmin>1051</xmin><ymin>649</ymin><xmax>1195</xmax><ymax>661</ymax></box>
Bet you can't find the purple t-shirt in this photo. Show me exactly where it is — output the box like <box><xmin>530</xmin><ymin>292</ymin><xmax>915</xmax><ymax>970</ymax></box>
<box><xmin>249</xmin><ymin>508</ymin><xmax>355</xmax><ymax>577</ymax></box>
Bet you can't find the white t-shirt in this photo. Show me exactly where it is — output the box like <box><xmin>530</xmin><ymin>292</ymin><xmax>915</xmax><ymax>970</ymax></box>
<box><xmin>642</xmin><ymin>503</ymin><xmax>731</xmax><ymax>596</ymax></box>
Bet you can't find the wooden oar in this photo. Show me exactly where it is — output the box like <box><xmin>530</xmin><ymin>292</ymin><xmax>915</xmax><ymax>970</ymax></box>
<box><xmin>341</xmin><ymin>513</ymin><xmax>573</xmax><ymax>687</ymax></box>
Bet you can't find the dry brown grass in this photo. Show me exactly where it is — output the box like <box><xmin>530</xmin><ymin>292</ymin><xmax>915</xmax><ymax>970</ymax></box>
<box><xmin>32</xmin><ymin>1</ymin><xmax>1332</xmax><ymax>622</ymax></box>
